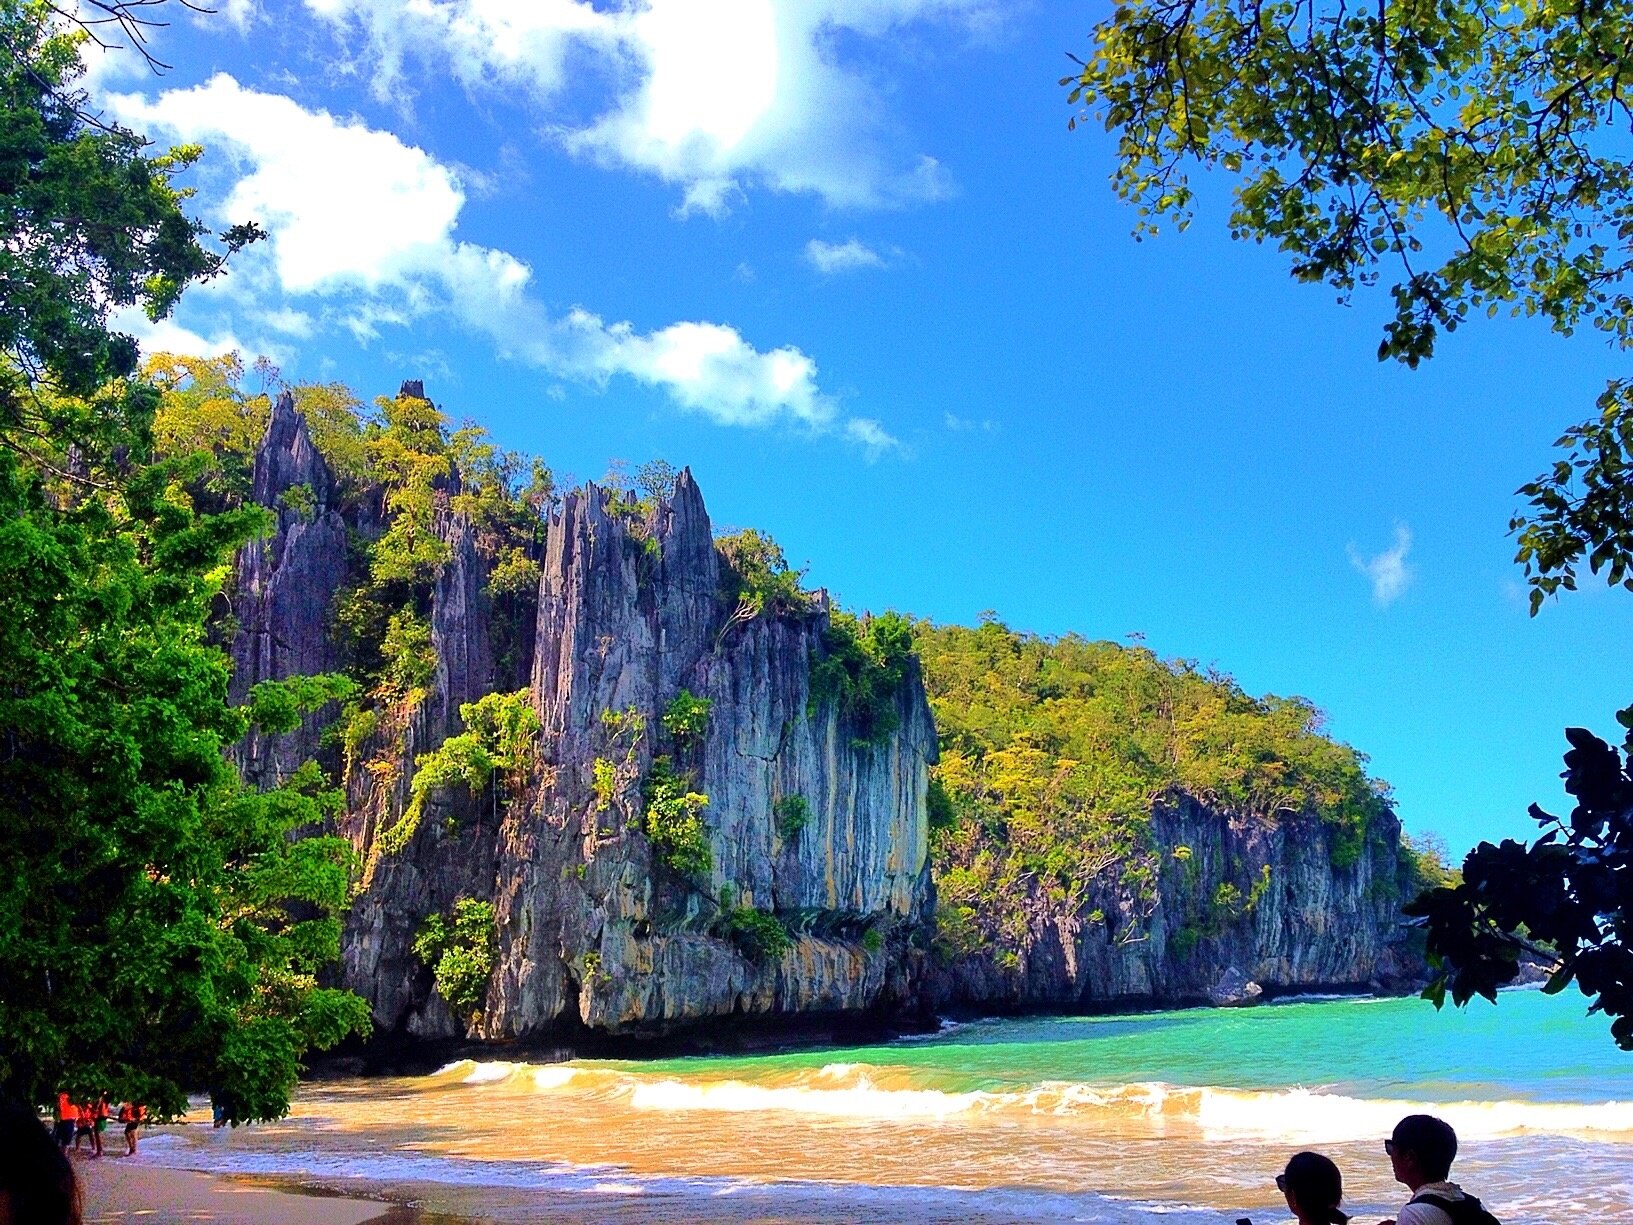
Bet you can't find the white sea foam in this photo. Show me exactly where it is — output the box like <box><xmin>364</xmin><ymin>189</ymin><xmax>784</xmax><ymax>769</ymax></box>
<box><xmin>429</xmin><ymin>1057</ymin><xmax>1633</xmax><ymax>1144</ymax></box>
<box><xmin>627</xmin><ymin>1073</ymin><xmax>989</xmax><ymax>1119</ymax></box>
<box><xmin>132</xmin><ymin>1138</ymin><xmax>1224</xmax><ymax>1223</ymax></box>
<box><xmin>458</xmin><ymin>1060</ymin><xmax>517</xmax><ymax>1085</ymax></box>
<box><xmin>602</xmin><ymin>1066</ymin><xmax>1633</xmax><ymax>1142</ymax></box>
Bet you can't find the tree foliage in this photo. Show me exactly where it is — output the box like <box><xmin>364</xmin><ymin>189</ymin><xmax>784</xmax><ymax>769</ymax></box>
<box><xmin>715</xmin><ymin>528</ymin><xmax>809</xmax><ymax>646</ymax></box>
<box><xmin>378</xmin><ymin>690</ymin><xmax>539</xmax><ymax>858</ymax></box>
<box><xmin>1407</xmin><ymin>718</ymin><xmax>1633</xmax><ymax>1048</ymax></box>
<box><xmin>642</xmin><ymin>756</ymin><xmax>712</xmax><ymax>876</ymax></box>
<box><xmin>0</xmin><ymin>436</ymin><xmax>369</xmax><ymax>1120</ymax></box>
<box><xmin>412</xmin><ymin>898</ymin><xmax>497</xmax><ymax>1023</ymax></box>
<box><xmin>1067</xmin><ymin>0</ymin><xmax>1633</xmax><ymax>366</ymax></box>
<box><xmin>0</xmin><ymin>0</ymin><xmax>258</xmax><ymax>425</ymax></box>
<box><xmin>916</xmin><ymin>617</ymin><xmax>1395</xmax><ymax>959</ymax></box>
<box><xmin>0</xmin><ymin>5</ymin><xmax>369</xmax><ymax>1118</ymax></box>
<box><xmin>808</xmin><ymin>610</ymin><xmax>915</xmax><ymax>747</ymax></box>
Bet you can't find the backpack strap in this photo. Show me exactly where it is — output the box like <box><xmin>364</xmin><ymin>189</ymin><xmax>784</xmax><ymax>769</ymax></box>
<box><xmin>1408</xmin><ymin>1194</ymin><xmax>1494</xmax><ymax>1224</ymax></box>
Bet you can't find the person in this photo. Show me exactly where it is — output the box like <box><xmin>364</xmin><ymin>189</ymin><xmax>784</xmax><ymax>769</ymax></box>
<box><xmin>1277</xmin><ymin>1151</ymin><xmax>1351</xmax><ymax>1224</ymax></box>
<box><xmin>51</xmin><ymin>1094</ymin><xmax>76</xmax><ymax>1154</ymax></box>
<box><xmin>90</xmin><ymin>1094</ymin><xmax>108</xmax><ymax>1159</ymax></box>
<box><xmin>118</xmin><ymin>1101</ymin><xmax>145</xmax><ymax>1155</ymax></box>
<box><xmin>71</xmin><ymin>1101</ymin><xmax>93</xmax><ymax>1154</ymax></box>
<box><xmin>1380</xmin><ymin>1114</ymin><xmax>1500</xmax><ymax>1225</ymax></box>
<box><xmin>0</xmin><ymin>1099</ymin><xmax>81</xmax><ymax>1224</ymax></box>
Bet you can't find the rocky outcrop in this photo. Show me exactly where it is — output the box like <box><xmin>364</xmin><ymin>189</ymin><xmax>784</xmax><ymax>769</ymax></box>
<box><xmin>932</xmin><ymin>794</ymin><xmax>1422</xmax><ymax>1010</ymax></box>
<box><xmin>228</xmin><ymin>391</ymin><xmax>351</xmax><ymax>788</ymax></box>
<box><xmin>232</xmin><ymin>383</ymin><xmax>1418</xmax><ymax>1047</ymax></box>
<box><xmin>232</xmin><ymin>388</ymin><xmax>936</xmax><ymax>1043</ymax></box>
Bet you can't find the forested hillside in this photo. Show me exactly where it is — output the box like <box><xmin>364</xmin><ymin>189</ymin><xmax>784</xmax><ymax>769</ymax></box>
<box><xmin>149</xmin><ymin>355</ymin><xmax>1431</xmax><ymax>1020</ymax></box>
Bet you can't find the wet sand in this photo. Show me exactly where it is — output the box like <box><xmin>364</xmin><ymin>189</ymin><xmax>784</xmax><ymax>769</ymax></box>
<box><xmin>77</xmin><ymin>1157</ymin><xmax>404</xmax><ymax>1225</ymax></box>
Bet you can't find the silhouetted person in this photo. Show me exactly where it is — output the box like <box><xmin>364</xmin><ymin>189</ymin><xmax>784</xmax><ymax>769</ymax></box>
<box><xmin>0</xmin><ymin>1099</ymin><xmax>81</xmax><ymax>1225</ymax></box>
<box><xmin>1278</xmin><ymin>1151</ymin><xmax>1351</xmax><ymax>1225</ymax></box>
<box><xmin>1381</xmin><ymin>1114</ymin><xmax>1499</xmax><ymax>1224</ymax></box>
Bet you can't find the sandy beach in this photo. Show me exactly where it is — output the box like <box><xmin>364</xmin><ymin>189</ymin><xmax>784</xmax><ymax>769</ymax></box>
<box><xmin>76</xmin><ymin>1157</ymin><xmax>404</xmax><ymax>1225</ymax></box>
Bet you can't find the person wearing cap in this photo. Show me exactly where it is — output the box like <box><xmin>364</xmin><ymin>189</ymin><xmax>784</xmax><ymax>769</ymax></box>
<box><xmin>1278</xmin><ymin>1151</ymin><xmax>1351</xmax><ymax>1225</ymax></box>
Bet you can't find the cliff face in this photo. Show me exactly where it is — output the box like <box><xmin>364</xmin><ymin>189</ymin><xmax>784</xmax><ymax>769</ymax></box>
<box><xmin>235</xmin><ymin>390</ymin><xmax>936</xmax><ymax>1042</ymax></box>
<box><xmin>932</xmin><ymin>795</ymin><xmax>1421</xmax><ymax>1009</ymax></box>
<box><xmin>233</xmin><ymin>388</ymin><xmax>1417</xmax><ymax>1043</ymax></box>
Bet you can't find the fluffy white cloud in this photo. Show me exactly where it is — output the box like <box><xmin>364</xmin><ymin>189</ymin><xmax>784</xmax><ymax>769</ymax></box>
<box><xmin>303</xmin><ymin>0</ymin><xmax>990</xmax><ymax>211</ymax></box>
<box><xmin>805</xmin><ymin>238</ymin><xmax>888</xmax><ymax>274</ymax></box>
<box><xmin>106</xmin><ymin>76</ymin><xmax>885</xmax><ymax>446</ymax></box>
<box><xmin>110</xmin><ymin>309</ymin><xmax>249</xmax><ymax>361</ymax></box>
<box><xmin>112</xmin><ymin>77</ymin><xmax>494</xmax><ymax>296</ymax></box>
<box><xmin>1348</xmin><ymin>523</ymin><xmax>1415</xmax><ymax>607</ymax></box>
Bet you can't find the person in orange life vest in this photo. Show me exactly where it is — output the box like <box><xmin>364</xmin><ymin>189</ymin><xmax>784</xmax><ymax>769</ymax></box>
<box><xmin>118</xmin><ymin>1103</ymin><xmax>146</xmax><ymax>1155</ymax></box>
<box><xmin>51</xmin><ymin>1094</ymin><xmax>76</xmax><ymax>1153</ymax></box>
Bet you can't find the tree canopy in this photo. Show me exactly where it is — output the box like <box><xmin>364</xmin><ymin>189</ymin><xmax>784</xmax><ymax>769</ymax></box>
<box><xmin>0</xmin><ymin>1</ymin><xmax>368</xmax><ymax>1118</ymax></box>
<box><xmin>916</xmin><ymin>617</ymin><xmax>1402</xmax><ymax>960</ymax></box>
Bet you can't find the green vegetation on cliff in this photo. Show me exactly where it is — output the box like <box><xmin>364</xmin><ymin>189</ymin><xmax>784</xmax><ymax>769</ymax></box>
<box><xmin>413</xmin><ymin>898</ymin><xmax>498</xmax><ymax>1023</ymax></box>
<box><xmin>916</xmin><ymin>616</ymin><xmax>1394</xmax><ymax>958</ymax></box>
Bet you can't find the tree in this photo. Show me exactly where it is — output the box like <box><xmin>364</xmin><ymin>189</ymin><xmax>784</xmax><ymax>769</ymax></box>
<box><xmin>0</xmin><ymin>2</ymin><xmax>369</xmax><ymax>1116</ymax></box>
<box><xmin>1066</xmin><ymin>0</ymin><xmax>1633</xmax><ymax>1044</ymax></box>
<box><xmin>0</xmin><ymin>0</ymin><xmax>259</xmax><ymax>463</ymax></box>
<box><xmin>0</xmin><ymin>434</ymin><xmax>370</xmax><ymax>1117</ymax></box>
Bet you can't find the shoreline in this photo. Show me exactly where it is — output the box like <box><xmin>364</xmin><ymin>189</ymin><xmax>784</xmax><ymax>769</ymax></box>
<box><xmin>309</xmin><ymin>981</ymin><xmax>1409</xmax><ymax>1079</ymax></box>
<box><xmin>77</xmin><ymin>1157</ymin><xmax>411</xmax><ymax>1225</ymax></box>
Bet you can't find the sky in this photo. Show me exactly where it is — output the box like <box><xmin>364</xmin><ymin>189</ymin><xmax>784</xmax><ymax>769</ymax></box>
<box><xmin>84</xmin><ymin>0</ymin><xmax>1633</xmax><ymax>857</ymax></box>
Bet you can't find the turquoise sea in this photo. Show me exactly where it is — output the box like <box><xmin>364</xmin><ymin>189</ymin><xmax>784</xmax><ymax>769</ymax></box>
<box><xmin>141</xmin><ymin>990</ymin><xmax>1633</xmax><ymax>1222</ymax></box>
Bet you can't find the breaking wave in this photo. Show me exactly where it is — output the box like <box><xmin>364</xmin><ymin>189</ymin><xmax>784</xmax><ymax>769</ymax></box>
<box><xmin>428</xmin><ymin>1059</ymin><xmax>1633</xmax><ymax>1143</ymax></box>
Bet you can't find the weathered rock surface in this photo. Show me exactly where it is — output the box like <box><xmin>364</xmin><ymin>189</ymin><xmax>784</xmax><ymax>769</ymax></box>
<box><xmin>931</xmin><ymin>794</ymin><xmax>1423</xmax><ymax>1010</ymax></box>
<box><xmin>232</xmin><ymin>386</ymin><xmax>1419</xmax><ymax>1047</ymax></box>
<box><xmin>234</xmin><ymin>391</ymin><xmax>935</xmax><ymax>1042</ymax></box>
<box><xmin>229</xmin><ymin>391</ymin><xmax>351</xmax><ymax>788</ymax></box>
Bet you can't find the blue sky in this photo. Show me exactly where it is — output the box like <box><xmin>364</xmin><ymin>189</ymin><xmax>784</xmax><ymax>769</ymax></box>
<box><xmin>90</xmin><ymin>0</ymin><xmax>1632</xmax><ymax>856</ymax></box>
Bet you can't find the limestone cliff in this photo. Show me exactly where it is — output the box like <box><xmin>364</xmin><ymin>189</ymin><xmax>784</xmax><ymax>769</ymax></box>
<box><xmin>931</xmin><ymin>795</ymin><xmax>1423</xmax><ymax>1010</ymax></box>
<box><xmin>232</xmin><ymin>386</ymin><xmax>1419</xmax><ymax>1044</ymax></box>
<box><xmin>233</xmin><ymin>388</ymin><xmax>936</xmax><ymax>1042</ymax></box>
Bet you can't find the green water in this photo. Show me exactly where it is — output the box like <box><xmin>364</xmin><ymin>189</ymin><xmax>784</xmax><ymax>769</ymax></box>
<box><xmin>143</xmin><ymin>990</ymin><xmax>1633</xmax><ymax>1223</ymax></box>
<box><xmin>615</xmin><ymin>988</ymin><xmax>1624</xmax><ymax>1104</ymax></box>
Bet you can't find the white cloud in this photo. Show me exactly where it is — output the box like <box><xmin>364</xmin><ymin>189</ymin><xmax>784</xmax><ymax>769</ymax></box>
<box><xmin>844</xmin><ymin>417</ymin><xmax>900</xmax><ymax>458</ymax></box>
<box><xmin>805</xmin><ymin>238</ymin><xmax>887</xmax><ymax>274</ymax></box>
<box><xmin>943</xmin><ymin>412</ymin><xmax>996</xmax><ymax>432</ymax></box>
<box><xmin>1348</xmin><ymin>523</ymin><xmax>1415</xmax><ymax>607</ymax></box>
<box><xmin>110</xmin><ymin>310</ymin><xmax>248</xmax><ymax>360</ymax></box>
<box><xmin>106</xmin><ymin>75</ymin><xmax>886</xmax><ymax>447</ymax></box>
<box><xmin>303</xmin><ymin>0</ymin><xmax>990</xmax><ymax>211</ymax></box>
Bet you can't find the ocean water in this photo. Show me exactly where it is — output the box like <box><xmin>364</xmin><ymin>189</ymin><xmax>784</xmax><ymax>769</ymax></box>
<box><xmin>140</xmin><ymin>990</ymin><xmax>1633</xmax><ymax>1223</ymax></box>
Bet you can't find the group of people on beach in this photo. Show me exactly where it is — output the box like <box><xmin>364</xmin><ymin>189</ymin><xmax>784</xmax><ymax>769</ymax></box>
<box><xmin>1272</xmin><ymin>1114</ymin><xmax>1498</xmax><ymax>1225</ymax></box>
<box><xmin>49</xmin><ymin>1091</ymin><xmax>145</xmax><ymax>1159</ymax></box>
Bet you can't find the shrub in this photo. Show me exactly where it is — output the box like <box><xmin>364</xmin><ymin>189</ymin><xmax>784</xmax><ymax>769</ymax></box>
<box><xmin>277</xmin><ymin>482</ymin><xmax>316</xmax><ymax>522</ymax></box>
<box><xmin>487</xmin><ymin>546</ymin><xmax>540</xmax><ymax>598</ymax></box>
<box><xmin>413</xmin><ymin>898</ymin><xmax>497</xmax><ymax>1022</ymax></box>
<box><xmin>592</xmin><ymin>758</ymin><xmax>617</xmax><ymax>812</ymax></box>
<box><xmin>643</xmin><ymin>757</ymin><xmax>712</xmax><ymax>875</ymax></box>
<box><xmin>721</xmin><ymin>907</ymin><xmax>793</xmax><ymax>961</ymax></box>
<box><xmin>807</xmin><ymin>610</ymin><xmax>914</xmax><ymax>747</ymax></box>
<box><xmin>377</xmin><ymin>690</ymin><xmax>539</xmax><ymax>857</ymax></box>
<box><xmin>662</xmin><ymin>690</ymin><xmax>712</xmax><ymax>750</ymax></box>
<box><xmin>861</xmin><ymin>925</ymin><xmax>884</xmax><ymax>953</ymax></box>
<box><xmin>774</xmin><ymin>794</ymin><xmax>812</xmax><ymax>839</ymax></box>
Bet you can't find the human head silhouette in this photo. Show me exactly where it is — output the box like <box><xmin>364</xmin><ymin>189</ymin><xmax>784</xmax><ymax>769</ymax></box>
<box><xmin>1278</xmin><ymin>1151</ymin><xmax>1350</xmax><ymax>1225</ymax></box>
<box><xmin>0</xmin><ymin>1099</ymin><xmax>81</xmax><ymax>1225</ymax></box>
<box><xmin>1387</xmin><ymin>1114</ymin><xmax>1458</xmax><ymax>1190</ymax></box>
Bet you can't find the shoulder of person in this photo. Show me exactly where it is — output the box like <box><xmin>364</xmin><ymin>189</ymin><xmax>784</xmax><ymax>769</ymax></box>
<box><xmin>1397</xmin><ymin>1202</ymin><xmax>1455</xmax><ymax>1225</ymax></box>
